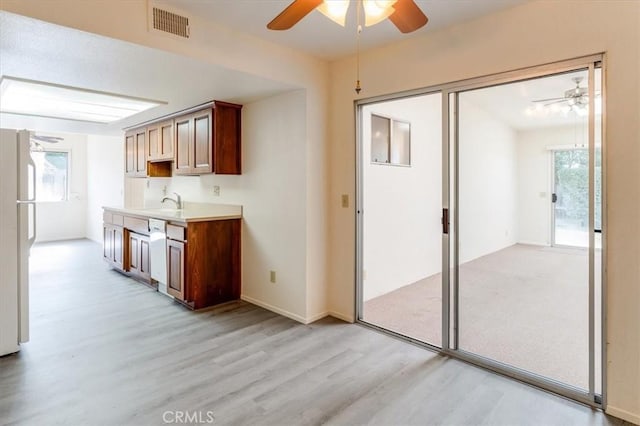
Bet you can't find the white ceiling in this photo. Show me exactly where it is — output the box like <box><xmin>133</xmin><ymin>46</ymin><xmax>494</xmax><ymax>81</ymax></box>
<box><xmin>1</xmin><ymin>1</ymin><xmax>558</xmax><ymax>137</ymax></box>
<box><xmin>462</xmin><ymin>69</ymin><xmax>598</xmax><ymax>130</ymax></box>
<box><xmin>167</xmin><ymin>0</ymin><xmax>530</xmax><ymax>60</ymax></box>
<box><xmin>0</xmin><ymin>11</ymin><xmax>295</xmax><ymax>136</ymax></box>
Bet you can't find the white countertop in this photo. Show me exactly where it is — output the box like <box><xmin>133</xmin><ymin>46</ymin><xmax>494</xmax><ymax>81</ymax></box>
<box><xmin>103</xmin><ymin>203</ymin><xmax>242</xmax><ymax>223</ymax></box>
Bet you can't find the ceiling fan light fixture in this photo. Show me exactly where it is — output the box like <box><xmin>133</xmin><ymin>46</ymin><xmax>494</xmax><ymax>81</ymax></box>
<box><xmin>363</xmin><ymin>0</ymin><xmax>397</xmax><ymax>27</ymax></box>
<box><xmin>317</xmin><ymin>0</ymin><xmax>349</xmax><ymax>26</ymax></box>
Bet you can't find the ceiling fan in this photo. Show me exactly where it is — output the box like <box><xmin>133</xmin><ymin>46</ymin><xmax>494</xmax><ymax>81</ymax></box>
<box><xmin>267</xmin><ymin>0</ymin><xmax>428</xmax><ymax>34</ymax></box>
<box><xmin>31</xmin><ymin>134</ymin><xmax>63</xmax><ymax>144</ymax></box>
<box><xmin>30</xmin><ymin>134</ymin><xmax>63</xmax><ymax>151</ymax></box>
<box><xmin>532</xmin><ymin>77</ymin><xmax>590</xmax><ymax>108</ymax></box>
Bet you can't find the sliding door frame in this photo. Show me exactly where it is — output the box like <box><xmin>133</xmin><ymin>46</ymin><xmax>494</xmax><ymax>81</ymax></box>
<box><xmin>354</xmin><ymin>53</ymin><xmax>606</xmax><ymax>409</ymax></box>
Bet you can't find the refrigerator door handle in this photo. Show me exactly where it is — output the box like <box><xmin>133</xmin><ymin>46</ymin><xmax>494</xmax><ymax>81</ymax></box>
<box><xmin>27</xmin><ymin>155</ymin><xmax>36</xmax><ymax>202</ymax></box>
<box><xmin>16</xmin><ymin>201</ymin><xmax>37</xmax><ymax>249</ymax></box>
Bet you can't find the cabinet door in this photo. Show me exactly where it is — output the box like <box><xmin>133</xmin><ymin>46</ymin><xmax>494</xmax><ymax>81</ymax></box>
<box><xmin>213</xmin><ymin>102</ymin><xmax>242</xmax><ymax>174</ymax></box>
<box><xmin>193</xmin><ymin>109</ymin><xmax>213</xmax><ymax>174</ymax></box>
<box><xmin>167</xmin><ymin>239</ymin><xmax>185</xmax><ymax>300</ymax></box>
<box><xmin>174</xmin><ymin>116</ymin><xmax>192</xmax><ymax>174</ymax></box>
<box><xmin>147</xmin><ymin>125</ymin><xmax>160</xmax><ymax>160</ymax></box>
<box><xmin>113</xmin><ymin>227</ymin><xmax>124</xmax><ymax>271</ymax></box>
<box><xmin>135</xmin><ymin>129</ymin><xmax>147</xmax><ymax>176</ymax></box>
<box><xmin>103</xmin><ymin>224</ymin><xmax>113</xmax><ymax>261</ymax></box>
<box><xmin>125</xmin><ymin>133</ymin><xmax>136</xmax><ymax>175</ymax></box>
<box><xmin>129</xmin><ymin>233</ymin><xmax>140</xmax><ymax>276</ymax></box>
<box><xmin>159</xmin><ymin>121</ymin><xmax>174</xmax><ymax>160</ymax></box>
<box><xmin>139</xmin><ymin>235</ymin><xmax>151</xmax><ymax>280</ymax></box>
<box><xmin>147</xmin><ymin>121</ymin><xmax>174</xmax><ymax>161</ymax></box>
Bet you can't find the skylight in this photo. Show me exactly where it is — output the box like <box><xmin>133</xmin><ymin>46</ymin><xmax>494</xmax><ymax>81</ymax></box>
<box><xmin>0</xmin><ymin>77</ymin><xmax>166</xmax><ymax>124</ymax></box>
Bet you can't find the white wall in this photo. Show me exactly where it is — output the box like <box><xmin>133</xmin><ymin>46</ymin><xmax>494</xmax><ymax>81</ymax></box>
<box><xmin>516</xmin><ymin>124</ymin><xmax>589</xmax><ymax>246</ymax></box>
<box><xmin>328</xmin><ymin>1</ymin><xmax>640</xmax><ymax>421</ymax></box>
<box><xmin>34</xmin><ymin>131</ymin><xmax>87</xmax><ymax>243</ymax></box>
<box><xmin>458</xmin><ymin>99</ymin><xmax>518</xmax><ymax>262</ymax></box>
<box><xmin>138</xmin><ymin>91</ymin><xmax>309</xmax><ymax>322</ymax></box>
<box><xmin>362</xmin><ymin>94</ymin><xmax>442</xmax><ymax>301</ymax></box>
<box><xmin>85</xmin><ymin>134</ymin><xmax>124</xmax><ymax>242</ymax></box>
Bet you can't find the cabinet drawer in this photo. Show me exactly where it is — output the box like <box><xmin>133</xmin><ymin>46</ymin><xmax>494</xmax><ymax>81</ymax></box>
<box><xmin>103</xmin><ymin>211</ymin><xmax>113</xmax><ymax>224</ymax></box>
<box><xmin>113</xmin><ymin>214</ymin><xmax>124</xmax><ymax>226</ymax></box>
<box><xmin>124</xmin><ymin>216</ymin><xmax>149</xmax><ymax>235</ymax></box>
<box><xmin>103</xmin><ymin>211</ymin><xmax>124</xmax><ymax>226</ymax></box>
<box><xmin>167</xmin><ymin>224</ymin><xmax>186</xmax><ymax>241</ymax></box>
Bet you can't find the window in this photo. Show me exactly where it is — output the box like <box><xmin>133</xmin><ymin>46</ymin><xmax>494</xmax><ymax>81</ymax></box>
<box><xmin>371</xmin><ymin>114</ymin><xmax>411</xmax><ymax>166</ymax></box>
<box><xmin>31</xmin><ymin>150</ymin><xmax>69</xmax><ymax>201</ymax></box>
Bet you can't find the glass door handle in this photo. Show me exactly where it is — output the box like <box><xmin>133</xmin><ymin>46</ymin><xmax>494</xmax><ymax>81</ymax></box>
<box><xmin>442</xmin><ymin>208</ymin><xmax>449</xmax><ymax>234</ymax></box>
<box><xmin>552</xmin><ymin>193</ymin><xmax>558</xmax><ymax>203</ymax></box>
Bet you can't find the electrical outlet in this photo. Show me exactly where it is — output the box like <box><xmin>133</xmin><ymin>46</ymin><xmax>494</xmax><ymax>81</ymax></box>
<box><xmin>341</xmin><ymin>194</ymin><xmax>349</xmax><ymax>208</ymax></box>
<box><xmin>213</xmin><ymin>185</ymin><xmax>220</xmax><ymax>196</ymax></box>
<box><xmin>270</xmin><ymin>270</ymin><xmax>276</xmax><ymax>283</ymax></box>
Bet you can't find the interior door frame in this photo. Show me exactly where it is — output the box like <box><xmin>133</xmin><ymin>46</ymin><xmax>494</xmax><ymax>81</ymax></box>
<box><xmin>354</xmin><ymin>53</ymin><xmax>606</xmax><ymax>409</ymax></box>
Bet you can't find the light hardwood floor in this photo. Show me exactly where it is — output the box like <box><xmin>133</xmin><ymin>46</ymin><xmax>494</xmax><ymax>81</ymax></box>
<box><xmin>0</xmin><ymin>240</ymin><xmax>629</xmax><ymax>426</ymax></box>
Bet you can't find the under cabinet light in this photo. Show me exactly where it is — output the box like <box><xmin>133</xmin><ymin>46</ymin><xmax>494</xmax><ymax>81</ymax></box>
<box><xmin>0</xmin><ymin>76</ymin><xmax>166</xmax><ymax>124</ymax></box>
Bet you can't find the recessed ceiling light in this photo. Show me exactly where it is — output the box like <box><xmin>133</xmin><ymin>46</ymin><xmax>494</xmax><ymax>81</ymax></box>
<box><xmin>0</xmin><ymin>76</ymin><xmax>166</xmax><ymax>124</ymax></box>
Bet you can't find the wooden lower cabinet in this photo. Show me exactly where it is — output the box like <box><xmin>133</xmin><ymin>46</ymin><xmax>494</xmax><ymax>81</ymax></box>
<box><xmin>103</xmin><ymin>208</ymin><xmax>240</xmax><ymax>310</ymax></box>
<box><xmin>166</xmin><ymin>219</ymin><xmax>240</xmax><ymax>310</ymax></box>
<box><xmin>167</xmin><ymin>239</ymin><xmax>185</xmax><ymax>301</ymax></box>
<box><xmin>128</xmin><ymin>232</ymin><xmax>151</xmax><ymax>282</ymax></box>
<box><xmin>103</xmin><ymin>224</ymin><xmax>125</xmax><ymax>271</ymax></box>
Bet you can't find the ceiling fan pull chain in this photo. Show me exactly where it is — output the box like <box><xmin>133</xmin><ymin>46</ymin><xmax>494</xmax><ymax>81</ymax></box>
<box><xmin>356</xmin><ymin>0</ymin><xmax>363</xmax><ymax>94</ymax></box>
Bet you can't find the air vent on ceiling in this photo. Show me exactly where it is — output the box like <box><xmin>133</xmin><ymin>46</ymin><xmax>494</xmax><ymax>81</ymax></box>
<box><xmin>152</xmin><ymin>6</ymin><xmax>190</xmax><ymax>38</ymax></box>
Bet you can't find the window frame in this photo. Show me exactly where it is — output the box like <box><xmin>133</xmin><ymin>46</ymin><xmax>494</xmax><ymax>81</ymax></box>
<box><xmin>370</xmin><ymin>113</ymin><xmax>412</xmax><ymax>167</ymax></box>
<box><xmin>32</xmin><ymin>148</ymin><xmax>71</xmax><ymax>203</ymax></box>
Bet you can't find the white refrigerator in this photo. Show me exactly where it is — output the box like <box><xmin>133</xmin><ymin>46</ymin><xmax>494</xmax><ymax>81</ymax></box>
<box><xmin>0</xmin><ymin>128</ymin><xmax>34</xmax><ymax>356</ymax></box>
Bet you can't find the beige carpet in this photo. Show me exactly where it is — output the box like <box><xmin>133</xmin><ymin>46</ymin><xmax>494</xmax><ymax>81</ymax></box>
<box><xmin>363</xmin><ymin>244</ymin><xmax>602</xmax><ymax>392</ymax></box>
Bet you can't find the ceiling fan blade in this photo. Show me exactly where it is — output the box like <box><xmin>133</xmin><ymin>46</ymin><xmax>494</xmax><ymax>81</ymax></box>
<box><xmin>532</xmin><ymin>97</ymin><xmax>566</xmax><ymax>103</ymax></box>
<box><xmin>267</xmin><ymin>0</ymin><xmax>323</xmax><ymax>30</ymax></box>
<box><xmin>32</xmin><ymin>135</ymin><xmax>63</xmax><ymax>144</ymax></box>
<box><xmin>388</xmin><ymin>0</ymin><xmax>428</xmax><ymax>34</ymax></box>
<box><xmin>543</xmin><ymin>99</ymin><xmax>569</xmax><ymax>107</ymax></box>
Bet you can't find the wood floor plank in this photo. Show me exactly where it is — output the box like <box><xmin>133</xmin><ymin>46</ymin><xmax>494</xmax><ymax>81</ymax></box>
<box><xmin>0</xmin><ymin>240</ymin><xmax>630</xmax><ymax>426</ymax></box>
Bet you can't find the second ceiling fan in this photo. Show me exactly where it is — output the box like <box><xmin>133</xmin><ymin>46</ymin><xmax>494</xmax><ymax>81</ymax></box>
<box><xmin>267</xmin><ymin>0</ymin><xmax>428</xmax><ymax>34</ymax></box>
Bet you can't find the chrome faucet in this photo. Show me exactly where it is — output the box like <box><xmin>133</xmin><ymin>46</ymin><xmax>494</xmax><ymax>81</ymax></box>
<box><xmin>161</xmin><ymin>192</ymin><xmax>182</xmax><ymax>209</ymax></box>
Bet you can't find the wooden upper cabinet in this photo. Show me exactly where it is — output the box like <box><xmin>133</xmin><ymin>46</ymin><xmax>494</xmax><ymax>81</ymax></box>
<box><xmin>174</xmin><ymin>115</ymin><xmax>192</xmax><ymax>174</ymax></box>
<box><xmin>125</xmin><ymin>100</ymin><xmax>241</xmax><ymax>178</ymax></box>
<box><xmin>135</xmin><ymin>129</ymin><xmax>146</xmax><ymax>175</ymax></box>
<box><xmin>125</xmin><ymin>127</ymin><xmax>147</xmax><ymax>178</ymax></box>
<box><xmin>174</xmin><ymin>101</ymin><xmax>242</xmax><ymax>176</ymax></box>
<box><xmin>125</xmin><ymin>133</ymin><xmax>136</xmax><ymax>175</ymax></box>
<box><xmin>193</xmin><ymin>109</ymin><xmax>213</xmax><ymax>174</ymax></box>
<box><xmin>147</xmin><ymin>120</ymin><xmax>174</xmax><ymax>162</ymax></box>
<box><xmin>214</xmin><ymin>101</ymin><xmax>242</xmax><ymax>175</ymax></box>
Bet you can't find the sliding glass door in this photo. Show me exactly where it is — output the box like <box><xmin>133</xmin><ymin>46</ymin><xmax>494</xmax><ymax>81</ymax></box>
<box><xmin>456</xmin><ymin>68</ymin><xmax>596</xmax><ymax>391</ymax></box>
<box><xmin>358</xmin><ymin>92</ymin><xmax>443</xmax><ymax>348</ymax></box>
<box><xmin>357</xmin><ymin>55</ymin><xmax>604</xmax><ymax>405</ymax></box>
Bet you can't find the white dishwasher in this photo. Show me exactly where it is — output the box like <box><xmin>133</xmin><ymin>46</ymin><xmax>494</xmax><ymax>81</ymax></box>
<box><xmin>148</xmin><ymin>218</ymin><xmax>170</xmax><ymax>296</ymax></box>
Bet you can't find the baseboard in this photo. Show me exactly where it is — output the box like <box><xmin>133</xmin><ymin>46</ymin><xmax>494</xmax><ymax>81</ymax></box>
<box><xmin>606</xmin><ymin>405</ymin><xmax>640</xmax><ymax>425</ymax></box>
<box><xmin>240</xmin><ymin>294</ymin><xmax>307</xmax><ymax>324</ymax></box>
<box><xmin>305</xmin><ymin>311</ymin><xmax>330</xmax><ymax>324</ymax></box>
<box><xmin>328</xmin><ymin>311</ymin><xmax>355</xmax><ymax>323</ymax></box>
<box><xmin>517</xmin><ymin>241</ymin><xmax>550</xmax><ymax>247</ymax></box>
